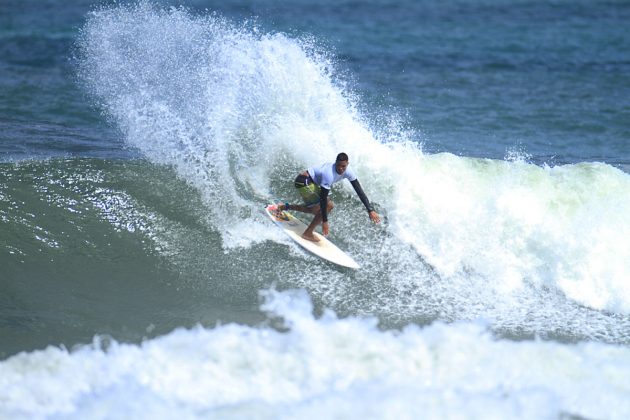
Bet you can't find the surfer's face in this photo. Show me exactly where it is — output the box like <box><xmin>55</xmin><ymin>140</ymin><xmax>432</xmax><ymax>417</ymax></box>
<box><xmin>335</xmin><ymin>160</ymin><xmax>349</xmax><ymax>174</ymax></box>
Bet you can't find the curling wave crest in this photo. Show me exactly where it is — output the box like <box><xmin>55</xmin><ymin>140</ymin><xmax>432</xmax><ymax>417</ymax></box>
<box><xmin>77</xmin><ymin>2</ymin><xmax>630</xmax><ymax>338</ymax></box>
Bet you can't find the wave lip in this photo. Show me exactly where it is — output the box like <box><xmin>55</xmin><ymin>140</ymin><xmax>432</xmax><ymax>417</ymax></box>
<box><xmin>76</xmin><ymin>1</ymin><xmax>370</xmax><ymax>239</ymax></box>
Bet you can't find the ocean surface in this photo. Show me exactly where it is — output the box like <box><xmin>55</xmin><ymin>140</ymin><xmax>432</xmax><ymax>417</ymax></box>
<box><xmin>1</xmin><ymin>0</ymin><xmax>630</xmax><ymax>418</ymax></box>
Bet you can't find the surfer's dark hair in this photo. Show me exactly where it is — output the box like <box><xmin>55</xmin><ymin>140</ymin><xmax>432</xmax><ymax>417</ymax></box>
<box><xmin>336</xmin><ymin>152</ymin><xmax>349</xmax><ymax>162</ymax></box>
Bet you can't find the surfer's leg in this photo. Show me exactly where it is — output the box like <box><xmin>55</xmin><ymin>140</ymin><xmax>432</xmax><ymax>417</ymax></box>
<box><xmin>280</xmin><ymin>191</ymin><xmax>320</xmax><ymax>212</ymax></box>
<box><xmin>302</xmin><ymin>200</ymin><xmax>334</xmax><ymax>241</ymax></box>
<box><xmin>280</xmin><ymin>203</ymin><xmax>311</xmax><ymax>213</ymax></box>
<box><xmin>302</xmin><ymin>213</ymin><xmax>322</xmax><ymax>242</ymax></box>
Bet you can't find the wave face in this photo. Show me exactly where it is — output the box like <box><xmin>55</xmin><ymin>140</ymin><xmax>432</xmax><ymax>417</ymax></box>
<box><xmin>75</xmin><ymin>3</ymin><xmax>630</xmax><ymax>341</ymax></box>
<box><xmin>2</xmin><ymin>289</ymin><xmax>630</xmax><ymax>420</ymax></box>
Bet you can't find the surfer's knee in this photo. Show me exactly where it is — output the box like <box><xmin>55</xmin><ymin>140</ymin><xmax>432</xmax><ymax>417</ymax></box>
<box><xmin>327</xmin><ymin>201</ymin><xmax>334</xmax><ymax>211</ymax></box>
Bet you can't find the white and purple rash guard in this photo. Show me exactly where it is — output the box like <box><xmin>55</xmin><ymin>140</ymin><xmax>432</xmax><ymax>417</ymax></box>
<box><xmin>307</xmin><ymin>162</ymin><xmax>374</xmax><ymax>222</ymax></box>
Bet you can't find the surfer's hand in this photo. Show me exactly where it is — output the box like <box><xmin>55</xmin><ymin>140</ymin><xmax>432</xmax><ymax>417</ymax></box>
<box><xmin>322</xmin><ymin>221</ymin><xmax>330</xmax><ymax>236</ymax></box>
<box><xmin>368</xmin><ymin>210</ymin><xmax>381</xmax><ymax>224</ymax></box>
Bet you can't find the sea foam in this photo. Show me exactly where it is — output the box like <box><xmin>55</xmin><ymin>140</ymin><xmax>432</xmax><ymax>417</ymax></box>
<box><xmin>1</xmin><ymin>289</ymin><xmax>629</xmax><ymax>419</ymax></box>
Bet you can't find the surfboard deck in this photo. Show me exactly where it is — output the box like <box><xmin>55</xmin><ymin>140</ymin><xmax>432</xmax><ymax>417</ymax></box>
<box><xmin>264</xmin><ymin>204</ymin><xmax>360</xmax><ymax>269</ymax></box>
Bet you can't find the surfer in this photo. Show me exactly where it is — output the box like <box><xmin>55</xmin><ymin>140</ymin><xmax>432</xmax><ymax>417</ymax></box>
<box><xmin>277</xmin><ymin>153</ymin><xmax>380</xmax><ymax>242</ymax></box>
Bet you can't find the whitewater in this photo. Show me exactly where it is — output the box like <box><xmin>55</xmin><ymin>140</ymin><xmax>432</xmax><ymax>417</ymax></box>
<box><xmin>75</xmin><ymin>2</ymin><xmax>630</xmax><ymax>325</ymax></box>
<box><xmin>2</xmin><ymin>289</ymin><xmax>630</xmax><ymax>419</ymax></box>
<box><xmin>2</xmin><ymin>2</ymin><xmax>630</xmax><ymax>418</ymax></box>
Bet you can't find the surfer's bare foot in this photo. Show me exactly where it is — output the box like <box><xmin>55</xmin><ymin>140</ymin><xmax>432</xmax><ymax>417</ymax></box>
<box><xmin>301</xmin><ymin>232</ymin><xmax>320</xmax><ymax>242</ymax></box>
<box><xmin>276</xmin><ymin>203</ymin><xmax>290</xmax><ymax>212</ymax></box>
<box><xmin>272</xmin><ymin>203</ymin><xmax>286</xmax><ymax>217</ymax></box>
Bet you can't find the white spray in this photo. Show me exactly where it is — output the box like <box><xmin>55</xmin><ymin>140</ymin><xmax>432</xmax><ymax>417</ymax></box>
<box><xmin>77</xmin><ymin>3</ymin><xmax>630</xmax><ymax>335</ymax></box>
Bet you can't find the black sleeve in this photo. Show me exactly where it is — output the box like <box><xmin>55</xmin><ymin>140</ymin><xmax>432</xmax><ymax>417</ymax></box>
<box><xmin>350</xmin><ymin>179</ymin><xmax>374</xmax><ymax>213</ymax></box>
<box><xmin>319</xmin><ymin>187</ymin><xmax>330</xmax><ymax>222</ymax></box>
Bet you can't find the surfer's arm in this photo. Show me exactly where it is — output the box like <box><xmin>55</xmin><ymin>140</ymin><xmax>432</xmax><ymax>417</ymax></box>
<box><xmin>319</xmin><ymin>186</ymin><xmax>330</xmax><ymax>222</ymax></box>
<box><xmin>350</xmin><ymin>179</ymin><xmax>374</xmax><ymax>212</ymax></box>
<box><xmin>350</xmin><ymin>179</ymin><xmax>380</xmax><ymax>224</ymax></box>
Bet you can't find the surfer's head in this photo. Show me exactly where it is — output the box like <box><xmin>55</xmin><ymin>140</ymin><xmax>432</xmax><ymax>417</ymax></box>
<box><xmin>335</xmin><ymin>153</ymin><xmax>349</xmax><ymax>174</ymax></box>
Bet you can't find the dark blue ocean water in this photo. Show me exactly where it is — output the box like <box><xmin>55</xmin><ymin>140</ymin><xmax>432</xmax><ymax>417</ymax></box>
<box><xmin>2</xmin><ymin>2</ymin><xmax>630</xmax><ymax>418</ymax></box>
<box><xmin>2</xmin><ymin>0</ymin><xmax>629</xmax><ymax>165</ymax></box>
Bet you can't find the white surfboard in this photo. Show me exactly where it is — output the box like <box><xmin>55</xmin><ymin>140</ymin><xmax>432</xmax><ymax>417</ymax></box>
<box><xmin>264</xmin><ymin>204</ymin><xmax>360</xmax><ymax>269</ymax></box>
